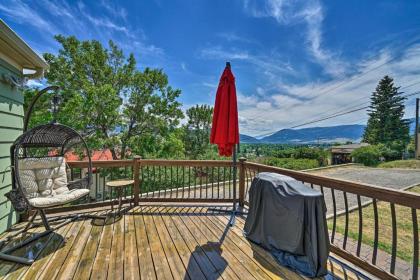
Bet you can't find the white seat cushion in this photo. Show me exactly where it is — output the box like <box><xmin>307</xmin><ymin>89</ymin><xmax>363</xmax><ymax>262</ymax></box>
<box><xmin>28</xmin><ymin>189</ymin><xmax>90</xmax><ymax>208</ymax></box>
<box><xmin>17</xmin><ymin>157</ymin><xmax>89</xmax><ymax>208</ymax></box>
<box><xmin>18</xmin><ymin>157</ymin><xmax>69</xmax><ymax>198</ymax></box>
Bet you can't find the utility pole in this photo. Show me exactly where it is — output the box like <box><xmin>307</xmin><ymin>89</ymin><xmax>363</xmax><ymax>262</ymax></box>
<box><xmin>416</xmin><ymin>98</ymin><xmax>419</xmax><ymax>159</ymax></box>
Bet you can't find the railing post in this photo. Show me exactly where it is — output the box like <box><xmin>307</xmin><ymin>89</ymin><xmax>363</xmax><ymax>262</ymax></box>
<box><xmin>133</xmin><ymin>156</ymin><xmax>141</xmax><ymax>206</ymax></box>
<box><xmin>239</xmin><ymin>157</ymin><xmax>247</xmax><ymax>207</ymax></box>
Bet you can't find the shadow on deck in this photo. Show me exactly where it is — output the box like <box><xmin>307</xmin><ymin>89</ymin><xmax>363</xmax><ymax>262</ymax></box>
<box><xmin>0</xmin><ymin>205</ymin><xmax>371</xmax><ymax>279</ymax></box>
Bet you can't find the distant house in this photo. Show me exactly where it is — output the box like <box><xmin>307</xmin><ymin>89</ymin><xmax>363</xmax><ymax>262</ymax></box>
<box><xmin>65</xmin><ymin>148</ymin><xmax>132</xmax><ymax>162</ymax></box>
<box><xmin>331</xmin><ymin>143</ymin><xmax>369</xmax><ymax>164</ymax></box>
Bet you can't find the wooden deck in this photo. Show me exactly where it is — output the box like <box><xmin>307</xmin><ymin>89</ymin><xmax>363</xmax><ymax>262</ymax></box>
<box><xmin>0</xmin><ymin>205</ymin><xmax>368</xmax><ymax>280</ymax></box>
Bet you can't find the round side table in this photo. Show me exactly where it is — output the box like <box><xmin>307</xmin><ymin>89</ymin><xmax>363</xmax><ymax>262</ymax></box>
<box><xmin>106</xmin><ymin>179</ymin><xmax>134</xmax><ymax>215</ymax></box>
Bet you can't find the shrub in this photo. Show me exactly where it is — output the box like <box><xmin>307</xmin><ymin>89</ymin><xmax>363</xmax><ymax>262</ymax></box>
<box><xmin>262</xmin><ymin>157</ymin><xmax>319</xmax><ymax>170</ymax></box>
<box><xmin>293</xmin><ymin>147</ymin><xmax>329</xmax><ymax>166</ymax></box>
<box><xmin>351</xmin><ymin>145</ymin><xmax>382</xmax><ymax>166</ymax></box>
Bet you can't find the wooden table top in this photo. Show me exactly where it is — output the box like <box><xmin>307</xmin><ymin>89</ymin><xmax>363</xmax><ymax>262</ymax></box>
<box><xmin>106</xmin><ymin>179</ymin><xmax>134</xmax><ymax>188</ymax></box>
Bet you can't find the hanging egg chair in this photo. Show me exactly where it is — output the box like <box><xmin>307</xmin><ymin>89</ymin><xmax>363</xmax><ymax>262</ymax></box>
<box><xmin>1</xmin><ymin>86</ymin><xmax>104</xmax><ymax>265</ymax></box>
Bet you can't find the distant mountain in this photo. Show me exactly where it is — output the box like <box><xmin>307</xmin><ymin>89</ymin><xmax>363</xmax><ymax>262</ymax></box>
<box><xmin>240</xmin><ymin>134</ymin><xmax>260</xmax><ymax>143</ymax></box>
<box><xmin>260</xmin><ymin>124</ymin><xmax>366</xmax><ymax>144</ymax></box>
<box><xmin>240</xmin><ymin>118</ymin><xmax>417</xmax><ymax>144</ymax></box>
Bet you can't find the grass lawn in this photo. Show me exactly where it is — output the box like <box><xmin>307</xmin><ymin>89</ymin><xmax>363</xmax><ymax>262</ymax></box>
<box><xmin>327</xmin><ymin>185</ymin><xmax>420</xmax><ymax>263</ymax></box>
<box><xmin>378</xmin><ymin>159</ymin><xmax>420</xmax><ymax>169</ymax></box>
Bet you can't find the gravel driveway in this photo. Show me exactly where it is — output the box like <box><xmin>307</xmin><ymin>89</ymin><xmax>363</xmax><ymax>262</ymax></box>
<box><xmin>308</xmin><ymin>165</ymin><xmax>420</xmax><ymax>189</ymax></box>
<box><xmin>307</xmin><ymin>165</ymin><xmax>420</xmax><ymax>216</ymax></box>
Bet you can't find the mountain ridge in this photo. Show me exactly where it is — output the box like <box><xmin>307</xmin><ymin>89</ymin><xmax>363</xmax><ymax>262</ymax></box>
<box><xmin>240</xmin><ymin>118</ymin><xmax>416</xmax><ymax>144</ymax></box>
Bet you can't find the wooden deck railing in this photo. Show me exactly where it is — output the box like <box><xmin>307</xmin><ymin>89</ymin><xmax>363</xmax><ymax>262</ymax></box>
<box><xmin>62</xmin><ymin>158</ymin><xmax>420</xmax><ymax>280</ymax></box>
<box><xmin>242</xmin><ymin>161</ymin><xmax>420</xmax><ymax>280</ymax></box>
<box><xmin>65</xmin><ymin>158</ymin><xmax>235</xmax><ymax>211</ymax></box>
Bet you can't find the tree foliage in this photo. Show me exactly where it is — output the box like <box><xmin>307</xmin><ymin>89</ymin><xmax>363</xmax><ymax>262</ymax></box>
<box><xmin>28</xmin><ymin>35</ymin><xmax>184</xmax><ymax>159</ymax></box>
<box><xmin>183</xmin><ymin>104</ymin><xmax>213</xmax><ymax>159</ymax></box>
<box><xmin>351</xmin><ymin>145</ymin><xmax>382</xmax><ymax>166</ymax></box>
<box><xmin>363</xmin><ymin>76</ymin><xmax>410</xmax><ymax>152</ymax></box>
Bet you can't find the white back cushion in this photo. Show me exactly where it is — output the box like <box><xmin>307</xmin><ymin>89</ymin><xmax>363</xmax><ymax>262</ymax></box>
<box><xmin>18</xmin><ymin>157</ymin><xmax>69</xmax><ymax>198</ymax></box>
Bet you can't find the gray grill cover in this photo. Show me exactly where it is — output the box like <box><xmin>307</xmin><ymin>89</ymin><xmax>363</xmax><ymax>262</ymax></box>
<box><xmin>244</xmin><ymin>172</ymin><xmax>329</xmax><ymax>277</ymax></box>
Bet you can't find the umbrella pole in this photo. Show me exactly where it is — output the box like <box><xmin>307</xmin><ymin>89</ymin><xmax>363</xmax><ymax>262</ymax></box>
<box><xmin>209</xmin><ymin>144</ymin><xmax>247</xmax><ymax>227</ymax></box>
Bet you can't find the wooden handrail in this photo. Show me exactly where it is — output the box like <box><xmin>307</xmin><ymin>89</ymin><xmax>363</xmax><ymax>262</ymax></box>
<box><xmin>138</xmin><ymin>159</ymin><xmax>233</xmax><ymax>167</ymax></box>
<box><xmin>67</xmin><ymin>159</ymin><xmax>233</xmax><ymax>168</ymax></box>
<box><xmin>244</xmin><ymin>162</ymin><xmax>420</xmax><ymax>209</ymax></box>
<box><xmin>67</xmin><ymin>160</ymin><xmax>133</xmax><ymax>168</ymax></box>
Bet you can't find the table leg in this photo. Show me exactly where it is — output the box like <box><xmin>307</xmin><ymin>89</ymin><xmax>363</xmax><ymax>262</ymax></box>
<box><xmin>131</xmin><ymin>185</ymin><xmax>133</xmax><ymax>207</ymax></box>
<box><xmin>118</xmin><ymin>188</ymin><xmax>122</xmax><ymax>214</ymax></box>
<box><xmin>111</xmin><ymin>191</ymin><xmax>114</xmax><ymax>211</ymax></box>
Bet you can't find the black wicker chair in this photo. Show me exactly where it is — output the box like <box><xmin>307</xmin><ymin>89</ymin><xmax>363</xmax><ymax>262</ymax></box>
<box><xmin>0</xmin><ymin>86</ymin><xmax>104</xmax><ymax>265</ymax></box>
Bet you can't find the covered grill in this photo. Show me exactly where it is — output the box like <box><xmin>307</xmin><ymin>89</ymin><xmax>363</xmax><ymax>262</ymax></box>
<box><xmin>244</xmin><ymin>172</ymin><xmax>329</xmax><ymax>277</ymax></box>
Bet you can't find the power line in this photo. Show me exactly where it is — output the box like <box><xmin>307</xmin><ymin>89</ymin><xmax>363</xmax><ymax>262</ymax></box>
<box><xmin>316</xmin><ymin>80</ymin><xmax>420</xmax><ymax>118</ymax></box>
<box><xmin>288</xmin><ymin>91</ymin><xmax>420</xmax><ymax>129</ymax></box>
<box><xmin>247</xmin><ymin>79</ymin><xmax>420</xmax><ymax>128</ymax></box>
<box><xmin>242</xmin><ymin>38</ymin><xmax>420</xmax><ymax>123</ymax></box>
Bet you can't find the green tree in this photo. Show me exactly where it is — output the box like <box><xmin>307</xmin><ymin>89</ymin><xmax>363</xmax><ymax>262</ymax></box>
<box><xmin>121</xmin><ymin>68</ymin><xmax>184</xmax><ymax>158</ymax></box>
<box><xmin>35</xmin><ymin>35</ymin><xmax>183</xmax><ymax>159</ymax></box>
<box><xmin>183</xmin><ymin>105</ymin><xmax>213</xmax><ymax>159</ymax></box>
<box><xmin>363</xmin><ymin>76</ymin><xmax>410</xmax><ymax>152</ymax></box>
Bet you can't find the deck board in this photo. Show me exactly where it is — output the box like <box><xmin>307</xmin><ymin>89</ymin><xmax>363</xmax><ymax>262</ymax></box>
<box><xmin>0</xmin><ymin>205</ymin><xmax>366</xmax><ymax>280</ymax></box>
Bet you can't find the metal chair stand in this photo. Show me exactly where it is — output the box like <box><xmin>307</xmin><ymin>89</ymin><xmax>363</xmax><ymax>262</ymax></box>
<box><xmin>0</xmin><ymin>209</ymin><xmax>105</xmax><ymax>265</ymax></box>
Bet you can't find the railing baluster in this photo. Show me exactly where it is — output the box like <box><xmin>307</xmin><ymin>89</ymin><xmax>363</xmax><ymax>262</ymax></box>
<box><xmin>176</xmin><ymin>166</ymin><xmax>179</xmax><ymax>198</ymax></box>
<box><xmin>155</xmin><ymin>166</ymin><xmax>159</xmax><ymax>198</ymax></box>
<box><xmin>188</xmin><ymin>166</ymin><xmax>192</xmax><ymax>199</ymax></box>
<box><xmin>211</xmin><ymin>167</ymin><xmax>214</xmax><ymax>200</ymax></box>
<box><xmin>199</xmin><ymin>167</ymin><xmax>203</xmax><ymax>199</ymax></box>
<box><xmin>356</xmin><ymin>195</ymin><xmax>363</xmax><ymax>257</ymax></box>
<box><xmin>103</xmin><ymin>169</ymin><xmax>106</xmax><ymax>202</ymax></box>
<box><xmin>205</xmin><ymin>166</ymin><xmax>208</xmax><ymax>199</ymax></box>
<box><xmin>223</xmin><ymin>167</ymin><xmax>226</xmax><ymax>199</ymax></box>
<box><xmin>229</xmin><ymin>166</ymin><xmax>232</xmax><ymax>199</ymax></box>
<box><xmin>390</xmin><ymin>203</ymin><xmax>397</xmax><ymax>274</ymax></box>
<box><xmin>145</xmin><ymin>166</ymin><xmax>149</xmax><ymax>197</ymax></box>
<box><xmin>217</xmin><ymin>167</ymin><xmax>220</xmax><ymax>199</ymax></box>
<box><xmin>95</xmin><ymin>169</ymin><xmax>99</xmax><ymax>202</ymax></box>
<box><xmin>181</xmin><ymin>166</ymin><xmax>185</xmax><ymax>198</ymax></box>
<box><xmin>343</xmin><ymin>191</ymin><xmax>349</xmax><ymax>250</ymax></box>
<box><xmin>95</xmin><ymin>170</ymin><xmax>98</xmax><ymax>202</ymax></box>
<box><xmin>168</xmin><ymin>166</ymin><xmax>172</xmax><ymax>198</ymax></box>
<box><xmin>331</xmin><ymin>188</ymin><xmax>337</xmax><ymax>243</ymax></box>
<box><xmin>372</xmin><ymin>199</ymin><xmax>379</xmax><ymax>265</ymax></box>
<box><xmin>412</xmin><ymin>208</ymin><xmax>418</xmax><ymax>280</ymax></box>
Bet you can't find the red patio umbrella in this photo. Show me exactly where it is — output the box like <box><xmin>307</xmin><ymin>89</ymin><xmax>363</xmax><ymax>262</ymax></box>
<box><xmin>210</xmin><ymin>62</ymin><xmax>239</xmax><ymax>156</ymax></box>
<box><xmin>209</xmin><ymin>62</ymin><xmax>244</xmax><ymax>226</ymax></box>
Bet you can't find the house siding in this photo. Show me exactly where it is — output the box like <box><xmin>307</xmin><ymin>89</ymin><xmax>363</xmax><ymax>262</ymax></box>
<box><xmin>0</xmin><ymin>58</ymin><xmax>24</xmax><ymax>233</ymax></box>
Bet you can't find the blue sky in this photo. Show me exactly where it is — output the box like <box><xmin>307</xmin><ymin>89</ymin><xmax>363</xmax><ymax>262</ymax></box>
<box><xmin>1</xmin><ymin>0</ymin><xmax>420</xmax><ymax>136</ymax></box>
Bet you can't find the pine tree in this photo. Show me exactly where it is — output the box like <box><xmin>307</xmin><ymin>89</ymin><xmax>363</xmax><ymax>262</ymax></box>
<box><xmin>363</xmin><ymin>76</ymin><xmax>410</xmax><ymax>150</ymax></box>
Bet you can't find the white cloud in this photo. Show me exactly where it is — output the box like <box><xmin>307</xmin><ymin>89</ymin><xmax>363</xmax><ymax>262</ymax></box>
<box><xmin>41</xmin><ymin>0</ymin><xmax>74</xmax><ymax>19</ymax></box>
<box><xmin>180</xmin><ymin>62</ymin><xmax>187</xmax><ymax>71</ymax></box>
<box><xmin>199</xmin><ymin>45</ymin><xmax>295</xmax><ymax>78</ymax></box>
<box><xmin>237</xmin><ymin>44</ymin><xmax>420</xmax><ymax>136</ymax></box>
<box><xmin>77</xmin><ymin>1</ymin><xmax>132</xmax><ymax>37</ymax></box>
<box><xmin>0</xmin><ymin>0</ymin><xmax>164</xmax><ymax>61</ymax></box>
<box><xmin>0</xmin><ymin>0</ymin><xmax>57</xmax><ymax>35</ymax></box>
<box><xmin>100</xmin><ymin>0</ymin><xmax>128</xmax><ymax>21</ymax></box>
<box><xmin>26</xmin><ymin>79</ymin><xmax>44</xmax><ymax>88</ymax></box>
<box><xmin>243</xmin><ymin>0</ymin><xmax>347</xmax><ymax>77</ymax></box>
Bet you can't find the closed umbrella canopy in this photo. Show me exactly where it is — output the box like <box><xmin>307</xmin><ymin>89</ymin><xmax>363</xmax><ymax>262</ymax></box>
<box><xmin>210</xmin><ymin>64</ymin><xmax>239</xmax><ymax>157</ymax></box>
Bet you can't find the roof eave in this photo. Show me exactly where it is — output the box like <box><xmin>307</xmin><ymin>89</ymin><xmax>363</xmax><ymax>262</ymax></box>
<box><xmin>0</xmin><ymin>19</ymin><xmax>49</xmax><ymax>79</ymax></box>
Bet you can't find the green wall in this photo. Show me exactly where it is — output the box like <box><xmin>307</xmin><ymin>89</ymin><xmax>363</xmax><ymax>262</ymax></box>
<box><xmin>0</xmin><ymin>58</ymin><xmax>24</xmax><ymax>232</ymax></box>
